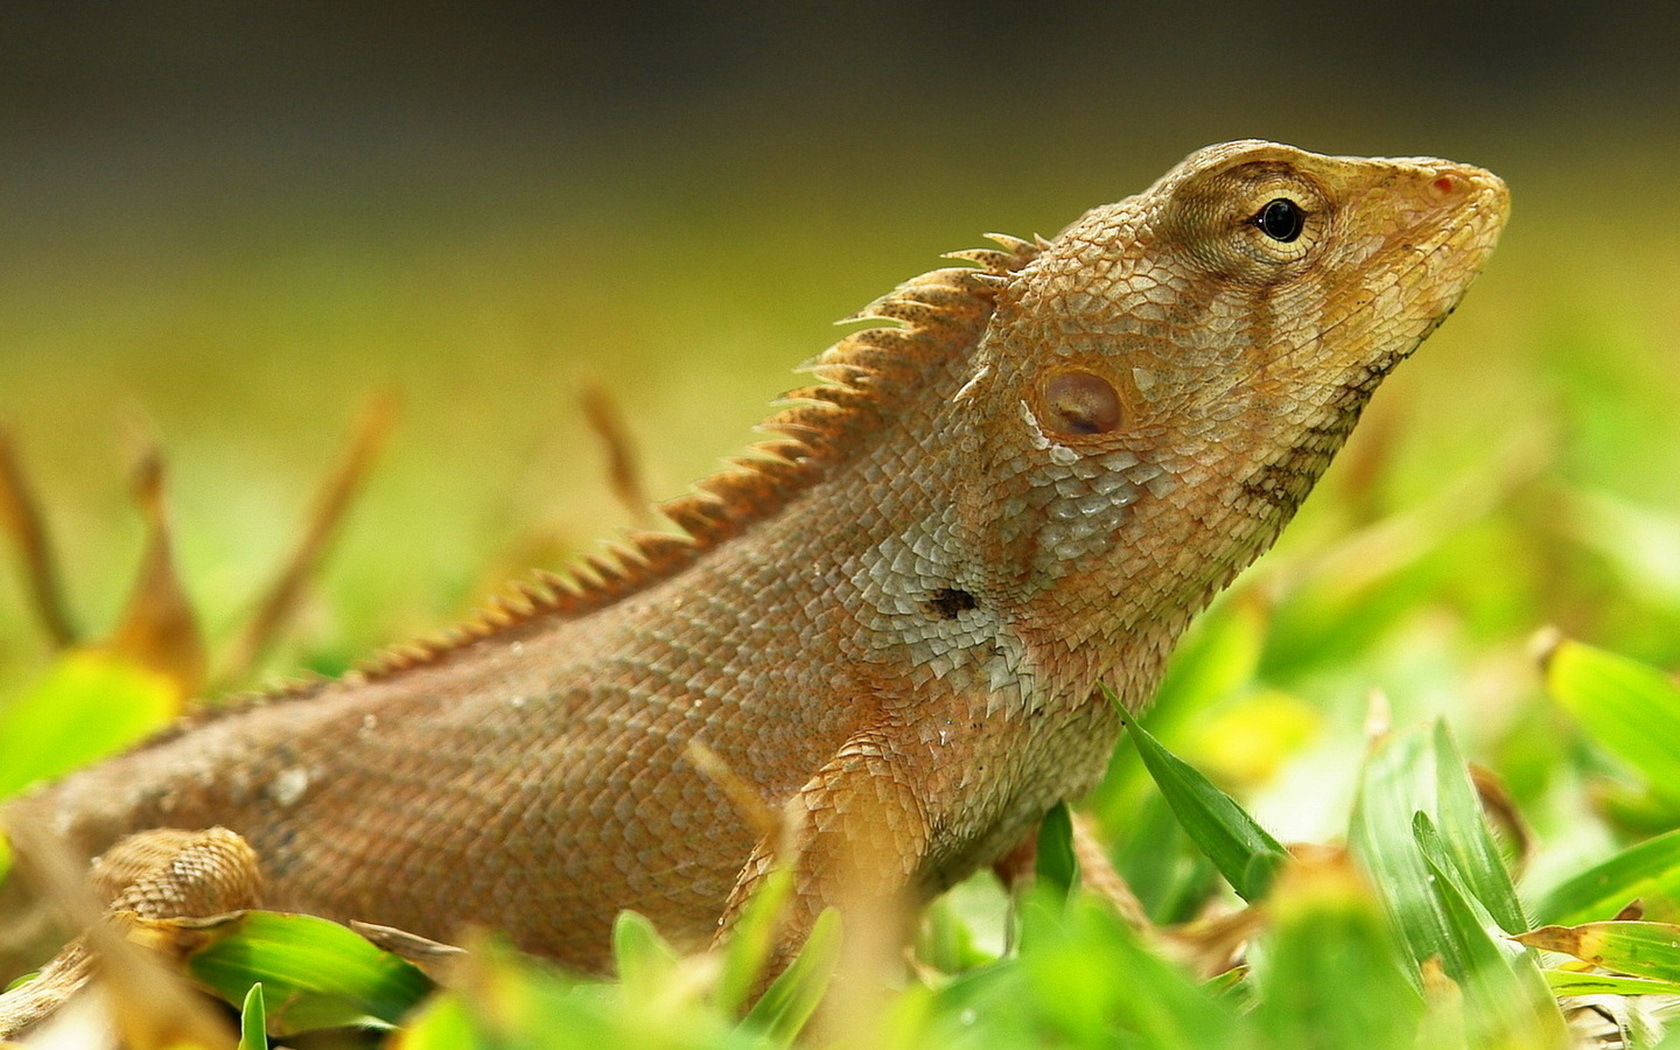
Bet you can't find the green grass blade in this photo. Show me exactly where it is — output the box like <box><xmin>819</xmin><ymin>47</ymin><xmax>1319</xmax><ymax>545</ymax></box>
<box><xmin>1350</xmin><ymin>721</ymin><xmax>1534</xmax><ymax>982</ymax></box>
<box><xmin>1541</xmin><ymin>969</ymin><xmax>1680</xmax><ymax>997</ymax></box>
<box><xmin>186</xmin><ymin>911</ymin><xmax>433</xmax><ymax>1035</ymax></box>
<box><xmin>1530</xmin><ymin>827</ymin><xmax>1680</xmax><ymax>925</ymax></box>
<box><xmin>1417</xmin><ymin>839</ymin><xmax>1569</xmax><ymax>1047</ymax></box>
<box><xmin>394</xmin><ymin>995</ymin><xmax>483</xmax><ymax>1049</ymax></box>
<box><xmin>1546</xmin><ymin>639</ymin><xmax>1680</xmax><ymax>810</ymax></box>
<box><xmin>392</xmin><ymin>944</ymin><xmax>624</xmax><ymax>1047</ymax></box>
<box><xmin>238</xmin><ymin>983</ymin><xmax>266</xmax><ymax>1050</ymax></box>
<box><xmin>742</xmin><ymin>907</ymin><xmax>840</xmax><ymax>1045</ymax></box>
<box><xmin>1108</xmin><ymin>791</ymin><xmax>1219</xmax><ymax>924</ymax></box>
<box><xmin>611</xmin><ymin>909</ymin><xmax>680</xmax><ymax>1005</ymax></box>
<box><xmin>1253</xmin><ymin>856</ymin><xmax>1423</xmax><ymax>1050</ymax></box>
<box><xmin>1412</xmin><ymin>814</ymin><xmax>1527</xmax><ymax>979</ymax></box>
<box><xmin>1428</xmin><ymin>722</ymin><xmax>1528</xmax><ymax>934</ymax></box>
<box><xmin>915</xmin><ymin>893</ymin><xmax>999</xmax><ymax>975</ymax></box>
<box><xmin>1015</xmin><ymin>890</ymin><xmax>1241</xmax><ymax>1048</ymax></box>
<box><xmin>1035</xmin><ymin>801</ymin><xmax>1078</xmax><ymax>900</ymax></box>
<box><xmin>715</xmin><ymin>867</ymin><xmax>792</xmax><ymax>1016</ymax></box>
<box><xmin>1128</xmin><ymin>720</ymin><xmax>1288</xmax><ymax>902</ymax></box>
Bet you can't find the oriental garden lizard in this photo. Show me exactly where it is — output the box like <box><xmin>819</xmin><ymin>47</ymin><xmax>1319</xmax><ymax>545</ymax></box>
<box><xmin>0</xmin><ymin>140</ymin><xmax>1508</xmax><ymax>1031</ymax></box>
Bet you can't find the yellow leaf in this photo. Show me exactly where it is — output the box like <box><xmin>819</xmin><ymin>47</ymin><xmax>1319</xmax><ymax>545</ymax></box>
<box><xmin>0</xmin><ymin>650</ymin><xmax>179</xmax><ymax>800</ymax></box>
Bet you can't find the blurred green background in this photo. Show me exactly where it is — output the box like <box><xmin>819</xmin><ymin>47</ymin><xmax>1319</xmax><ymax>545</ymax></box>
<box><xmin>1</xmin><ymin>0</ymin><xmax>1678</xmax><ymax>773</ymax></box>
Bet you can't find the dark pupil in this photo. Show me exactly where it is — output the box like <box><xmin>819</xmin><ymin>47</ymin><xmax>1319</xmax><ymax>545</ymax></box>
<box><xmin>1256</xmin><ymin>198</ymin><xmax>1305</xmax><ymax>243</ymax></box>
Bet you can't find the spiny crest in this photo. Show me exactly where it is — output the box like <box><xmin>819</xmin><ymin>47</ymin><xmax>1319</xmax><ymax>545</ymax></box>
<box><xmin>353</xmin><ymin>235</ymin><xmax>1041</xmax><ymax>682</ymax></box>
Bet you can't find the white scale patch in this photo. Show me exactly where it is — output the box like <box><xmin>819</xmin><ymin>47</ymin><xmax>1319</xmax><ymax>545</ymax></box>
<box><xmin>1017</xmin><ymin>398</ymin><xmax>1082</xmax><ymax>467</ymax></box>
<box><xmin>952</xmin><ymin>363</ymin><xmax>992</xmax><ymax>403</ymax></box>
<box><xmin>267</xmin><ymin>766</ymin><xmax>311</xmax><ymax>808</ymax></box>
<box><xmin>1028</xmin><ymin>442</ymin><xmax>1156</xmax><ymax>570</ymax></box>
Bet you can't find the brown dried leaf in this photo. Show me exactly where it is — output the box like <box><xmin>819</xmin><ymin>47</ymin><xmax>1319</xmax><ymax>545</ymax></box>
<box><xmin>1512</xmin><ymin>920</ymin><xmax>1680</xmax><ymax>982</ymax></box>
<box><xmin>0</xmin><ymin>426</ymin><xmax>76</xmax><ymax>648</ymax></box>
<box><xmin>217</xmin><ymin>390</ymin><xmax>397</xmax><ymax>686</ymax></box>
<box><xmin>105</xmin><ymin>436</ymin><xmax>205</xmax><ymax>704</ymax></box>
<box><xmin>1470</xmin><ymin>762</ymin><xmax>1533</xmax><ymax>877</ymax></box>
<box><xmin>350</xmin><ymin>920</ymin><xmax>468</xmax><ymax>983</ymax></box>
<box><xmin>580</xmin><ymin>381</ymin><xmax>652</xmax><ymax>528</ymax></box>
<box><xmin>684</xmin><ymin>740</ymin><xmax>781</xmax><ymax>848</ymax></box>
<box><xmin>1612</xmin><ymin>899</ymin><xmax>1645</xmax><ymax>922</ymax></box>
<box><xmin>1069</xmin><ymin>810</ymin><xmax>1151</xmax><ymax>930</ymax></box>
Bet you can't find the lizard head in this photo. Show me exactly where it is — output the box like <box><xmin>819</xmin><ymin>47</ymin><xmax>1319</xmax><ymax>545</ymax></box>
<box><xmin>957</xmin><ymin>140</ymin><xmax>1509</xmax><ymax>696</ymax></box>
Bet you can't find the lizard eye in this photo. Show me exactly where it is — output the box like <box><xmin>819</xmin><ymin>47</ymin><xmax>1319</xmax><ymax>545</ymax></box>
<box><xmin>1252</xmin><ymin>198</ymin><xmax>1306</xmax><ymax>243</ymax></box>
<box><xmin>1043</xmin><ymin>370</ymin><xmax>1122</xmax><ymax>436</ymax></box>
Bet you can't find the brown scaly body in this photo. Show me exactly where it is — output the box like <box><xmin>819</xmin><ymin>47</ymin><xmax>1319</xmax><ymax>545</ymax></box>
<box><xmin>2</xmin><ymin>141</ymin><xmax>1508</xmax><ymax>983</ymax></box>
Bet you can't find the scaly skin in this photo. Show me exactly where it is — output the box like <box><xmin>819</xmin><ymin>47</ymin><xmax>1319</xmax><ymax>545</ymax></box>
<box><xmin>2</xmin><ymin>141</ymin><xmax>1508</xmax><ymax>980</ymax></box>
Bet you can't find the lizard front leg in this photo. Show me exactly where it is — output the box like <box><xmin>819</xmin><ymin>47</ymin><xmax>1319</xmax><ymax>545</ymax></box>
<box><xmin>717</xmin><ymin>726</ymin><xmax>931</xmax><ymax>973</ymax></box>
<box><xmin>714</xmin><ymin>703</ymin><xmax>1068</xmax><ymax>980</ymax></box>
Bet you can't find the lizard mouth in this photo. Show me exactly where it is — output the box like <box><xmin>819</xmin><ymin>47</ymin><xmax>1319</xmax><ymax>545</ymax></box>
<box><xmin>1326</xmin><ymin>160</ymin><xmax>1509</xmax><ymax>393</ymax></box>
<box><xmin>1237</xmin><ymin>161</ymin><xmax>1509</xmax><ymax>520</ymax></box>
<box><xmin>1398</xmin><ymin>161</ymin><xmax>1511</xmax><ymax>319</ymax></box>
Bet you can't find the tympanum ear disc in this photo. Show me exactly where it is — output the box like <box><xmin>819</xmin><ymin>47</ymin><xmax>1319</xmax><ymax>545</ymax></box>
<box><xmin>1043</xmin><ymin>370</ymin><xmax>1122</xmax><ymax>436</ymax></box>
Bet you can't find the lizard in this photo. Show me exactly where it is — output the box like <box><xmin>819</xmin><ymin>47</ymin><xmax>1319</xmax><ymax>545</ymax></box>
<box><xmin>0</xmin><ymin>140</ymin><xmax>1509</xmax><ymax>1011</ymax></box>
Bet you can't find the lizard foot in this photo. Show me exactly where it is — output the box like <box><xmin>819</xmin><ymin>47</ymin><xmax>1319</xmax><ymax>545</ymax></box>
<box><xmin>0</xmin><ymin>826</ymin><xmax>260</xmax><ymax>1041</ymax></box>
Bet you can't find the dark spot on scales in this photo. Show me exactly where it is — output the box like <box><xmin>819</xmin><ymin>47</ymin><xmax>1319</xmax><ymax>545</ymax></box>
<box><xmin>927</xmin><ymin>587</ymin><xmax>978</xmax><ymax>619</ymax></box>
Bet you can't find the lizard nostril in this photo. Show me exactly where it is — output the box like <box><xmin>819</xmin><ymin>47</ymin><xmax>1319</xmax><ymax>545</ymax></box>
<box><xmin>1430</xmin><ymin>174</ymin><xmax>1463</xmax><ymax>198</ymax></box>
